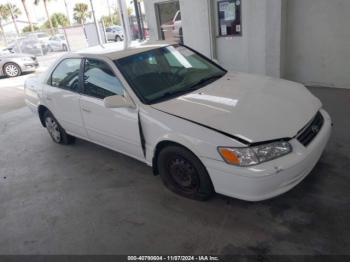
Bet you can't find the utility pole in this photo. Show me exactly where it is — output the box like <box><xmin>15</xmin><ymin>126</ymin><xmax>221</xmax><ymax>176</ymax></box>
<box><xmin>106</xmin><ymin>0</ymin><xmax>113</xmax><ymax>24</ymax></box>
<box><xmin>117</xmin><ymin>0</ymin><xmax>131</xmax><ymax>48</ymax></box>
<box><xmin>89</xmin><ymin>0</ymin><xmax>103</xmax><ymax>45</ymax></box>
<box><xmin>63</xmin><ymin>0</ymin><xmax>71</xmax><ymax>26</ymax></box>
<box><xmin>8</xmin><ymin>3</ymin><xmax>20</xmax><ymax>37</ymax></box>
<box><xmin>133</xmin><ymin>0</ymin><xmax>143</xmax><ymax>40</ymax></box>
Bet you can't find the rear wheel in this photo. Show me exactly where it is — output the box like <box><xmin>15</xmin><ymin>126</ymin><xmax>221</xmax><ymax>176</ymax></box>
<box><xmin>43</xmin><ymin>111</ymin><xmax>75</xmax><ymax>145</ymax></box>
<box><xmin>4</xmin><ymin>63</ymin><xmax>21</xmax><ymax>77</ymax></box>
<box><xmin>157</xmin><ymin>145</ymin><xmax>214</xmax><ymax>201</ymax></box>
<box><xmin>115</xmin><ymin>35</ymin><xmax>122</xmax><ymax>42</ymax></box>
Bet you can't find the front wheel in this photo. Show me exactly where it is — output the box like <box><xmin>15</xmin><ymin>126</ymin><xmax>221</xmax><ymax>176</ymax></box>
<box><xmin>157</xmin><ymin>145</ymin><xmax>214</xmax><ymax>201</ymax></box>
<box><xmin>4</xmin><ymin>63</ymin><xmax>21</xmax><ymax>77</ymax></box>
<box><xmin>43</xmin><ymin>111</ymin><xmax>75</xmax><ymax>145</ymax></box>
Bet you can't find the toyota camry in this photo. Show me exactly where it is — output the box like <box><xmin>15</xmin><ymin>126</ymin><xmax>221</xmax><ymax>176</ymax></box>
<box><xmin>24</xmin><ymin>43</ymin><xmax>332</xmax><ymax>201</ymax></box>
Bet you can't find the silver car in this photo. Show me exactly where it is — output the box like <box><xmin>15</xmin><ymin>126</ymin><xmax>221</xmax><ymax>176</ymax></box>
<box><xmin>106</xmin><ymin>26</ymin><xmax>124</xmax><ymax>42</ymax></box>
<box><xmin>0</xmin><ymin>51</ymin><xmax>39</xmax><ymax>77</ymax></box>
<box><xmin>48</xmin><ymin>34</ymin><xmax>68</xmax><ymax>52</ymax></box>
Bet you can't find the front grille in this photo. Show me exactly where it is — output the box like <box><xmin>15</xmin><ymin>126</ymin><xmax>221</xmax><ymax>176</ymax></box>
<box><xmin>297</xmin><ymin>112</ymin><xmax>324</xmax><ymax>147</ymax></box>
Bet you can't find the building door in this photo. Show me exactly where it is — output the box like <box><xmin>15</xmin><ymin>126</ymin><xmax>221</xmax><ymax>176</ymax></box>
<box><xmin>155</xmin><ymin>0</ymin><xmax>183</xmax><ymax>44</ymax></box>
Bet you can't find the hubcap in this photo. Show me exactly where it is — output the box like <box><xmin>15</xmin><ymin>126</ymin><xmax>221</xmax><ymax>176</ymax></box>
<box><xmin>168</xmin><ymin>156</ymin><xmax>199</xmax><ymax>192</ymax></box>
<box><xmin>5</xmin><ymin>64</ymin><xmax>19</xmax><ymax>77</ymax></box>
<box><xmin>45</xmin><ymin>117</ymin><xmax>61</xmax><ymax>142</ymax></box>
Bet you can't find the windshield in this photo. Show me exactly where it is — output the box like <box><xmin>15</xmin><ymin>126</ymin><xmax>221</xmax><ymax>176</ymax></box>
<box><xmin>115</xmin><ymin>45</ymin><xmax>226</xmax><ymax>104</ymax></box>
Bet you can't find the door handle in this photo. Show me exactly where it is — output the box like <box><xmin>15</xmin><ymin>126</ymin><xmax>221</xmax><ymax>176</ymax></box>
<box><xmin>82</xmin><ymin>108</ymin><xmax>91</xmax><ymax>113</ymax></box>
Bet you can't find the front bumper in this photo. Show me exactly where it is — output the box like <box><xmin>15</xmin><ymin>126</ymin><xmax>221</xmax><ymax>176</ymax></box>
<box><xmin>21</xmin><ymin>62</ymin><xmax>39</xmax><ymax>72</ymax></box>
<box><xmin>203</xmin><ymin>109</ymin><xmax>332</xmax><ymax>201</ymax></box>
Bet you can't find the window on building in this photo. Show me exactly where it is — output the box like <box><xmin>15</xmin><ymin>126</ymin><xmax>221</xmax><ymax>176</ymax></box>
<box><xmin>155</xmin><ymin>0</ymin><xmax>183</xmax><ymax>44</ymax></box>
<box><xmin>217</xmin><ymin>0</ymin><xmax>242</xmax><ymax>36</ymax></box>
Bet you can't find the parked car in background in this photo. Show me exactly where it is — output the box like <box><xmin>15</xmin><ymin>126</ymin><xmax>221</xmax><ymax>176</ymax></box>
<box><xmin>160</xmin><ymin>10</ymin><xmax>183</xmax><ymax>44</ymax></box>
<box><xmin>24</xmin><ymin>43</ymin><xmax>331</xmax><ymax>201</ymax></box>
<box><xmin>48</xmin><ymin>34</ymin><xmax>68</xmax><ymax>52</ymax></box>
<box><xmin>106</xmin><ymin>26</ymin><xmax>124</xmax><ymax>42</ymax></box>
<box><xmin>7</xmin><ymin>37</ymin><xmax>49</xmax><ymax>56</ymax></box>
<box><xmin>0</xmin><ymin>51</ymin><xmax>38</xmax><ymax>77</ymax></box>
<box><xmin>172</xmin><ymin>10</ymin><xmax>182</xmax><ymax>43</ymax></box>
<box><xmin>28</xmin><ymin>32</ymin><xmax>51</xmax><ymax>44</ymax></box>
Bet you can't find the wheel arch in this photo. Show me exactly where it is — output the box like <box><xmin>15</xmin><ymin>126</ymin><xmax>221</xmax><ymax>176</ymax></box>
<box><xmin>152</xmin><ymin>140</ymin><xmax>201</xmax><ymax>176</ymax></box>
<box><xmin>38</xmin><ymin>105</ymin><xmax>49</xmax><ymax>127</ymax></box>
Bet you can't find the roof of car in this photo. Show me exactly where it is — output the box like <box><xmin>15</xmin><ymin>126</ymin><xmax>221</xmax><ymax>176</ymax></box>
<box><xmin>76</xmin><ymin>41</ymin><xmax>174</xmax><ymax>60</ymax></box>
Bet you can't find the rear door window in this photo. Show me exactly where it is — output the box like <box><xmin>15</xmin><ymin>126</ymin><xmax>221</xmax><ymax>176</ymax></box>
<box><xmin>50</xmin><ymin>58</ymin><xmax>81</xmax><ymax>92</ymax></box>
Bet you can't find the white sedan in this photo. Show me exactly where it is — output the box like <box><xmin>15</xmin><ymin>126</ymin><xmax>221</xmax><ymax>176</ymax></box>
<box><xmin>24</xmin><ymin>43</ymin><xmax>332</xmax><ymax>201</ymax></box>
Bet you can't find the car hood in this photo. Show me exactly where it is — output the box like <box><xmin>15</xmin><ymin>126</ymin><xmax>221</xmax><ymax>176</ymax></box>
<box><xmin>151</xmin><ymin>72</ymin><xmax>322</xmax><ymax>143</ymax></box>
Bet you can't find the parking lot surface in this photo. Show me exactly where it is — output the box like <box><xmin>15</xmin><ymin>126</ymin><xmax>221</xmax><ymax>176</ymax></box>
<box><xmin>0</xmin><ymin>74</ymin><xmax>349</xmax><ymax>254</ymax></box>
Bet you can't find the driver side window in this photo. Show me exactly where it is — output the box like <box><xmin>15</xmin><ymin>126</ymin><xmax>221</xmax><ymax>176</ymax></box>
<box><xmin>83</xmin><ymin>59</ymin><xmax>124</xmax><ymax>99</ymax></box>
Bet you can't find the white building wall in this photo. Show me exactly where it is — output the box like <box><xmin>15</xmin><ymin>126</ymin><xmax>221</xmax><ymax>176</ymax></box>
<box><xmin>215</xmin><ymin>0</ymin><xmax>266</xmax><ymax>74</ymax></box>
<box><xmin>180</xmin><ymin>0</ymin><xmax>212</xmax><ymax>58</ymax></box>
<box><xmin>214</xmin><ymin>0</ymin><xmax>285</xmax><ymax>77</ymax></box>
<box><xmin>285</xmin><ymin>0</ymin><xmax>350</xmax><ymax>89</ymax></box>
<box><xmin>143</xmin><ymin>0</ymin><xmax>162</xmax><ymax>41</ymax></box>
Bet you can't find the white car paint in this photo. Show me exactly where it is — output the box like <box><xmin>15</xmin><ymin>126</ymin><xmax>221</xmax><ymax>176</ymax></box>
<box><xmin>24</xmin><ymin>43</ymin><xmax>332</xmax><ymax>201</ymax></box>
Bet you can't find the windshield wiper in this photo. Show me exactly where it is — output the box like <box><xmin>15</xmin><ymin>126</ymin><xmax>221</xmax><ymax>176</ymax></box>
<box><xmin>150</xmin><ymin>73</ymin><xmax>226</xmax><ymax>104</ymax></box>
<box><xmin>151</xmin><ymin>89</ymin><xmax>192</xmax><ymax>104</ymax></box>
<box><xmin>188</xmin><ymin>73</ymin><xmax>226</xmax><ymax>91</ymax></box>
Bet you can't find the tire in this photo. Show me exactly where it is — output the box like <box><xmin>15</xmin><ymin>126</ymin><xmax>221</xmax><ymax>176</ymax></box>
<box><xmin>157</xmin><ymin>145</ymin><xmax>214</xmax><ymax>201</ymax></box>
<box><xmin>43</xmin><ymin>111</ymin><xmax>75</xmax><ymax>145</ymax></box>
<box><xmin>115</xmin><ymin>35</ymin><xmax>122</xmax><ymax>42</ymax></box>
<box><xmin>3</xmin><ymin>63</ymin><xmax>21</xmax><ymax>77</ymax></box>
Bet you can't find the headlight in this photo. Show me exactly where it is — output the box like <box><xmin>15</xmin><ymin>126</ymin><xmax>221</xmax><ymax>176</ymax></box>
<box><xmin>218</xmin><ymin>141</ymin><xmax>292</xmax><ymax>167</ymax></box>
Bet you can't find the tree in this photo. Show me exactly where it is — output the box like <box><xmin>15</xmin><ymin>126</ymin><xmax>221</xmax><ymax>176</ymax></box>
<box><xmin>0</xmin><ymin>4</ymin><xmax>11</xmax><ymax>45</ymax></box>
<box><xmin>22</xmin><ymin>24</ymin><xmax>39</xmax><ymax>33</ymax></box>
<box><xmin>5</xmin><ymin>4</ymin><xmax>21</xmax><ymax>36</ymax></box>
<box><xmin>73</xmin><ymin>3</ymin><xmax>91</xmax><ymax>25</ymax></box>
<box><xmin>21</xmin><ymin>0</ymin><xmax>34</xmax><ymax>32</ymax></box>
<box><xmin>42</xmin><ymin>13</ymin><xmax>69</xmax><ymax>29</ymax></box>
<box><xmin>101</xmin><ymin>10</ymin><xmax>121</xmax><ymax>27</ymax></box>
<box><xmin>34</xmin><ymin>0</ymin><xmax>54</xmax><ymax>35</ymax></box>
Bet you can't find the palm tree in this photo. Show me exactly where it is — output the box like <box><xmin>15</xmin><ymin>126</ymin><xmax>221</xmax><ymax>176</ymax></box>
<box><xmin>34</xmin><ymin>0</ymin><xmax>54</xmax><ymax>35</ymax></box>
<box><xmin>21</xmin><ymin>0</ymin><xmax>34</xmax><ymax>32</ymax></box>
<box><xmin>63</xmin><ymin>0</ymin><xmax>71</xmax><ymax>26</ymax></box>
<box><xmin>0</xmin><ymin>4</ymin><xmax>11</xmax><ymax>45</ymax></box>
<box><xmin>6</xmin><ymin>4</ymin><xmax>21</xmax><ymax>36</ymax></box>
<box><xmin>73</xmin><ymin>3</ymin><xmax>91</xmax><ymax>25</ymax></box>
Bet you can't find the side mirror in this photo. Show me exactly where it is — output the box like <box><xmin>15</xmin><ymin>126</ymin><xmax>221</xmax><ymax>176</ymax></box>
<box><xmin>103</xmin><ymin>95</ymin><xmax>135</xmax><ymax>109</ymax></box>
